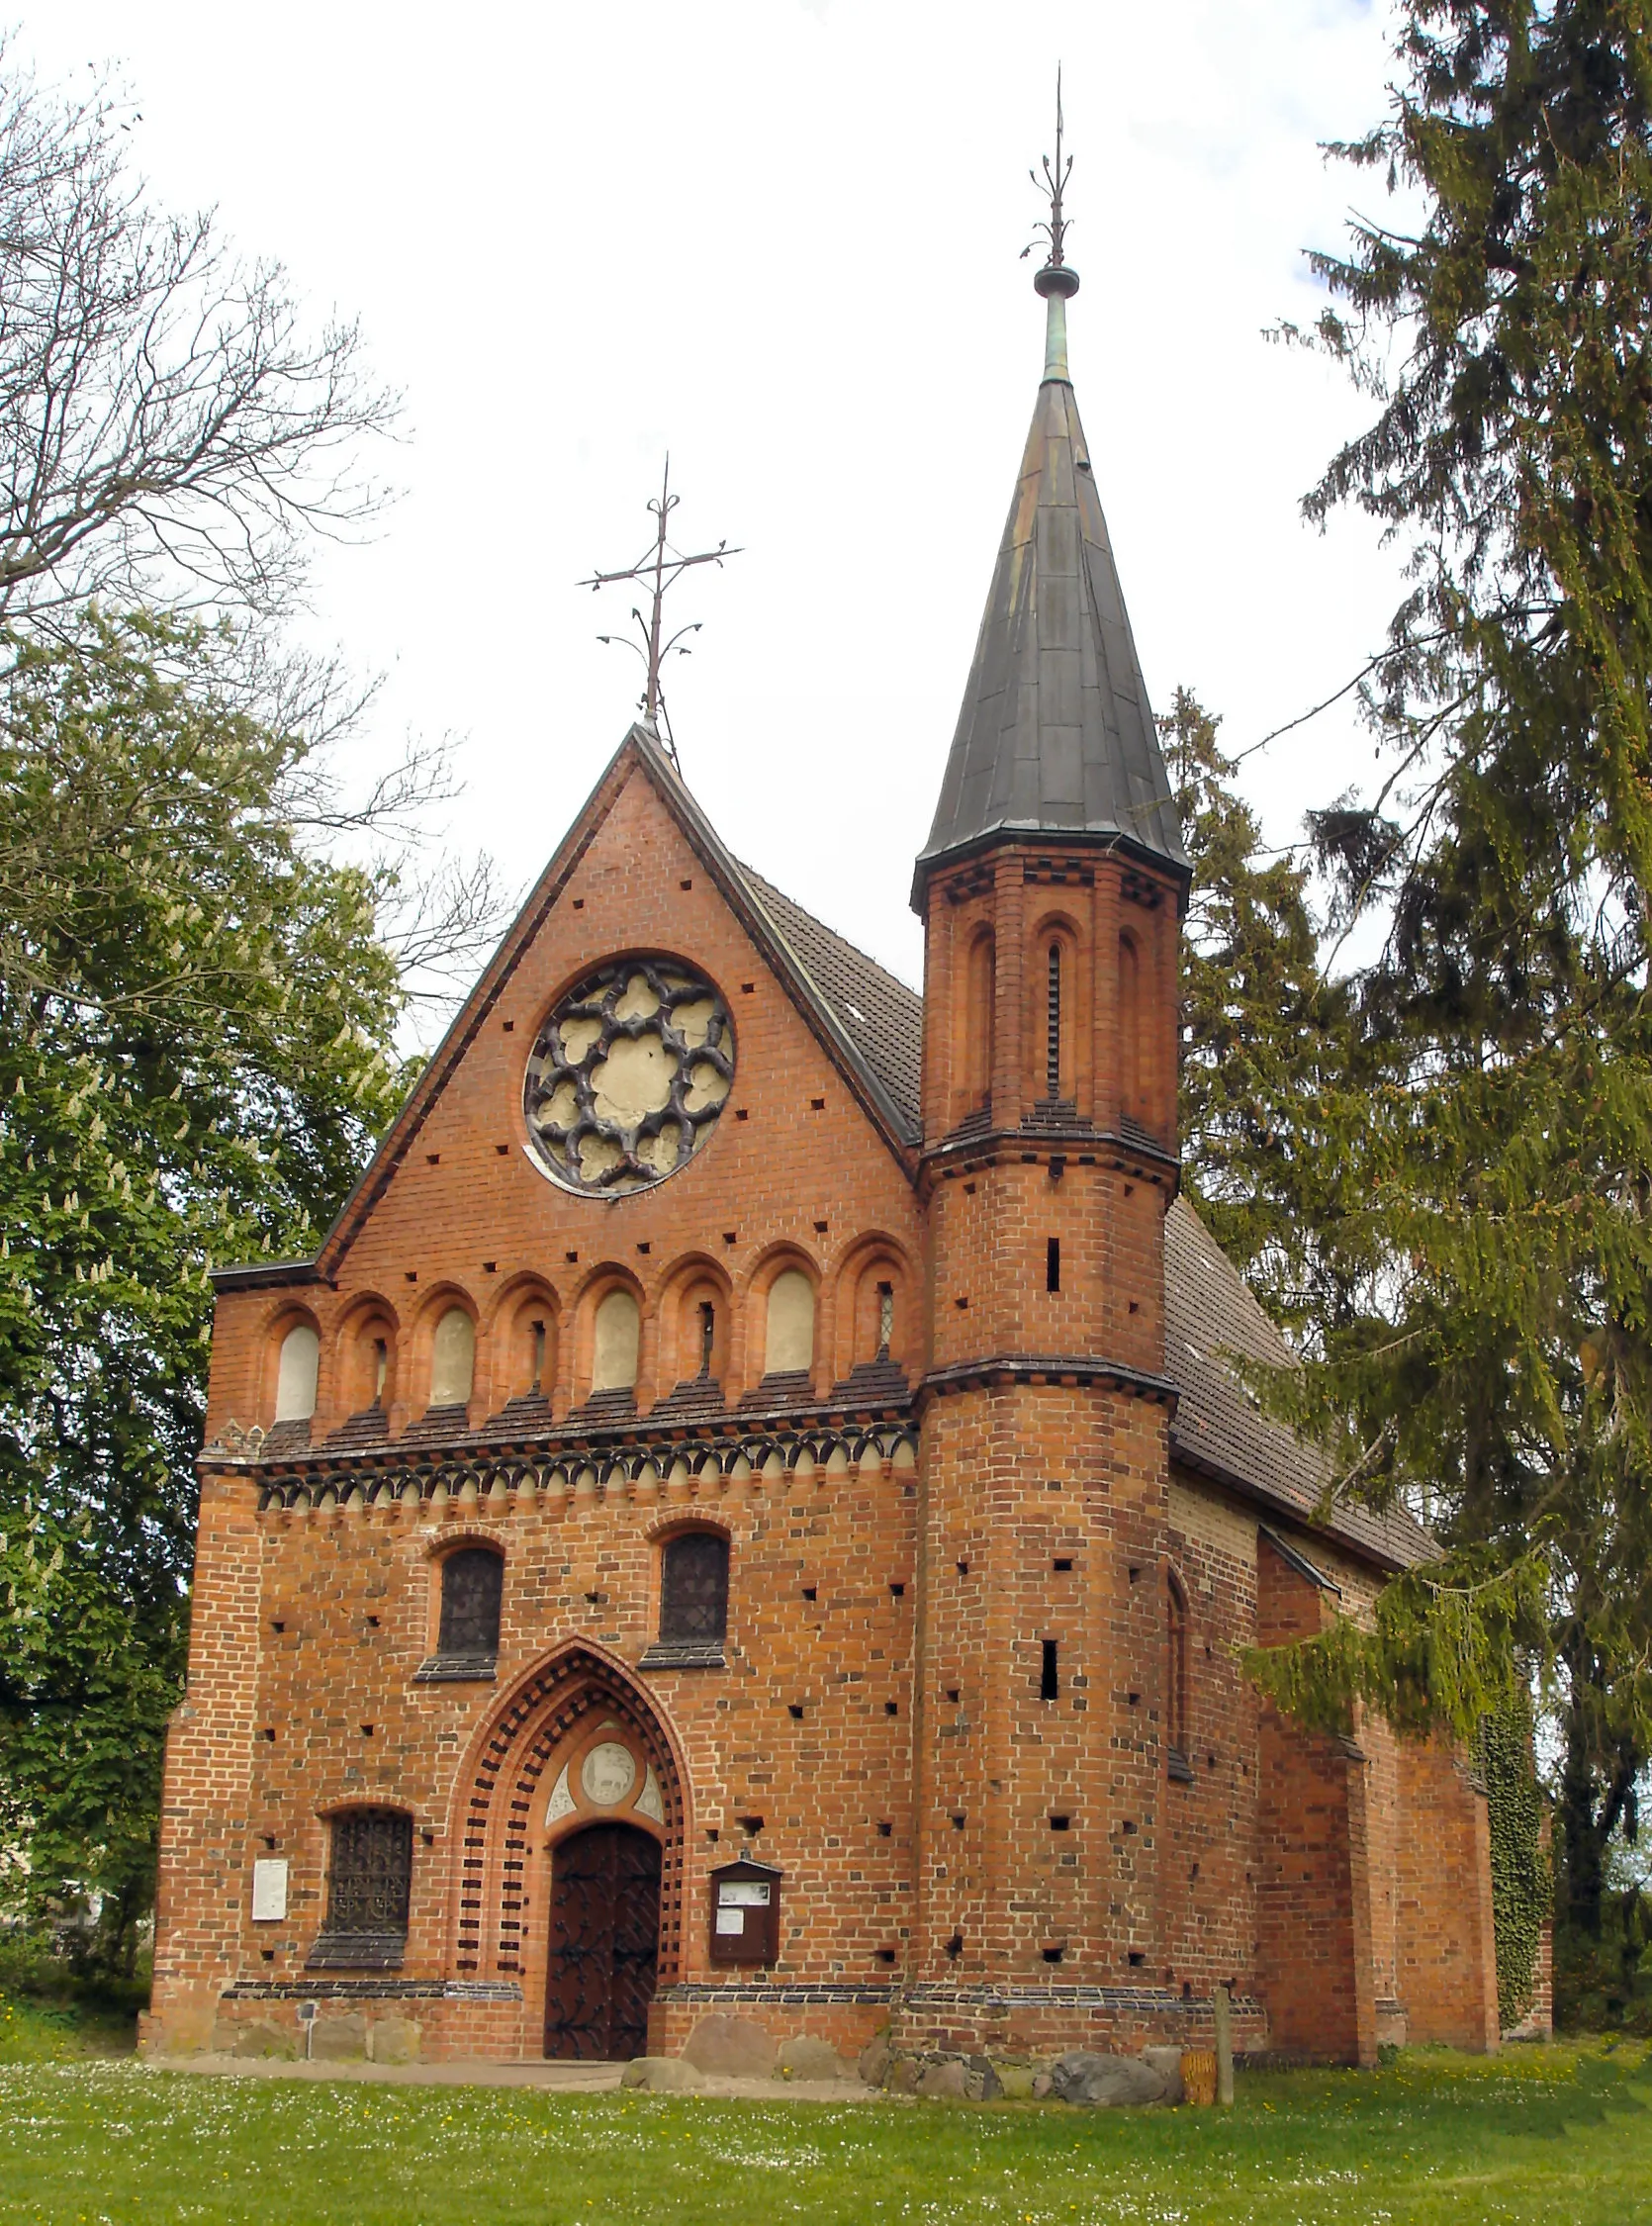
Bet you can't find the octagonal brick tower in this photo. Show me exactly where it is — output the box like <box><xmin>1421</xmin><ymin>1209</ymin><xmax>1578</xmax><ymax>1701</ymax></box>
<box><xmin>906</xmin><ymin>251</ymin><xmax>1193</xmax><ymax>2057</ymax></box>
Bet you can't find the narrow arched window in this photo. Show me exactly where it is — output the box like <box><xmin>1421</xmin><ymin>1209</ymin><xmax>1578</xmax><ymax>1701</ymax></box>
<box><xmin>660</xmin><ymin>1531</ymin><xmax>729</xmax><ymax>1646</ymax></box>
<box><xmin>1119</xmin><ymin>932</ymin><xmax>1143</xmax><ymax>1125</ymax></box>
<box><xmin>439</xmin><ymin>1546</ymin><xmax>504</xmax><ymax>1662</ymax></box>
<box><xmin>311</xmin><ymin>1809</ymin><xmax>413</xmax><ymax>1969</ymax></box>
<box><xmin>429</xmin><ymin>1307</ymin><xmax>475</xmax><ymax>1407</ymax></box>
<box><xmin>1046</xmin><ymin>942</ymin><xmax>1062</xmax><ymax>1100</ymax></box>
<box><xmin>274</xmin><ymin>1323</ymin><xmax>320</xmax><ymax>1423</ymax></box>
<box><xmin>765</xmin><ymin>1269</ymin><xmax>815</xmax><ymax>1377</ymax></box>
<box><xmin>592</xmin><ymin>1288</ymin><xmax>640</xmax><ymax>1392</ymax></box>
<box><xmin>1166</xmin><ymin>1572</ymin><xmax>1190</xmax><ymax>1772</ymax></box>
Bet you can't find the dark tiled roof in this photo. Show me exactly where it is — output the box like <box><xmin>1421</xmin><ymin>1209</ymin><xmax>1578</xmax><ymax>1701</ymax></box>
<box><xmin>916</xmin><ymin>374</ymin><xmax>1190</xmax><ymax>893</ymax></box>
<box><xmin>737</xmin><ymin>864</ymin><xmax>924</xmax><ymax>1138</ymax></box>
<box><xmin>723</xmin><ymin>864</ymin><xmax>1427</xmax><ymax>1571</ymax></box>
<box><xmin>1164</xmin><ymin>1196</ymin><xmax>1433</xmax><ymax>1571</ymax></box>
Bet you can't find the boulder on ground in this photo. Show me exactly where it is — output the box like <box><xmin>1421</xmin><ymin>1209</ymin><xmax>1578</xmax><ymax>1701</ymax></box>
<box><xmin>369</xmin><ymin>2016</ymin><xmax>421</xmax><ymax>2066</ymax></box>
<box><xmin>621</xmin><ymin>2056</ymin><xmax>707</xmax><ymax>2092</ymax></box>
<box><xmin>230</xmin><ymin>2019</ymin><xmax>296</xmax><ymax>2061</ymax></box>
<box><xmin>309</xmin><ymin>2013</ymin><xmax>368</xmax><ymax>2062</ymax></box>
<box><xmin>1048</xmin><ymin>2051</ymin><xmax>1168</xmax><ymax>2108</ymax></box>
<box><xmin>778</xmin><ymin>2034</ymin><xmax>853</xmax><ymax>2083</ymax></box>
<box><xmin>858</xmin><ymin>2031</ymin><xmax>893</xmax><ymax>2087</ymax></box>
<box><xmin>915</xmin><ymin>2059</ymin><xmax>968</xmax><ymax>2099</ymax></box>
<box><xmin>994</xmin><ymin>2063</ymin><xmax>1037</xmax><ymax>2099</ymax></box>
<box><xmin>1141</xmin><ymin>2046</ymin><xmax>1186</xmax><ymax>2104</ymax></box>
<box><xmin>683</xmin><ymin>2014</ymin><xmax>777</xmax><ymax>2080</ymax></box>
<box><xmin>888</xmin><ymin>2056</ymin><xmax>921</xmax><ymax>2094</ymax></box>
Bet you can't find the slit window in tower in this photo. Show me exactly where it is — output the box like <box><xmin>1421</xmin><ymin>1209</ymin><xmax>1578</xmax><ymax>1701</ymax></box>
<box><xmin>529</xmin><ymin>1319</ymin><xmax>546</xmax><ymax>1391</ymax></box>
<box><xmin>1046</xmin><ymin>943</ymin><xmax>1062</xmax><ymax>1099</ymax></box>
<box><xmin>876</xmin><ymin>1280</ymin><xmax>894</xmax><ymax>1357</ymax></box>
<box><xmin>372</xmin><ymin>1338</ymin><xmax>389</xmax><ymax>1403</ymax></box>
<box><xmin>698</xmin><ymin>1300</ymin><xmax>716</xmax><ymax>1377</ymax></box>
<box><xmin>1041</xmin><ymin>1638</ymin><xmax>1059</xmax><ymax>1701</ymax></box>
<box><xmin>1046</xmin><ymin>1238</ymin><xmax>1060</xmax><ymax>1293</ymax></box>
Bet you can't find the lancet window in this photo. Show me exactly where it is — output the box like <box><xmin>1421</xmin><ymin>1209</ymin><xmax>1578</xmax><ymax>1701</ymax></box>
<box><xmin>437</xmin><ymin>1546</ymin><xmax>504</xmax><ymax>1663</ymax></box>
<box><xmin>659</xmin><ymin>1531</ymin><xmax>729</xmax><ymax>1647</ymax></box>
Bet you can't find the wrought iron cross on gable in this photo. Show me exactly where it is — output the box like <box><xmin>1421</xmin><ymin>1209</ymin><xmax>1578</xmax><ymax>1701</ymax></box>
<box><xmin>580</xmin><ymin>458</ymin><xmax>741</xmax><ymax>773</ymax></box>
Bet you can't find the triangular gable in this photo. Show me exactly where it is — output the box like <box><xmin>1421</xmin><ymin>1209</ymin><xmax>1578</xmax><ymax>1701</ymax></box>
<box><xmin>311</xmin><ymin>726</ymin><xmax>918</xmax><ymax>1279</ymax></box>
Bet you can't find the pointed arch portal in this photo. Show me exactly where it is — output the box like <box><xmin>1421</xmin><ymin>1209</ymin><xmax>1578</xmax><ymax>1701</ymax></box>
<box><xmin>450</xmin><ymin>1644</ymin><xmax>688</xmax><ymax>2058</ymax></box>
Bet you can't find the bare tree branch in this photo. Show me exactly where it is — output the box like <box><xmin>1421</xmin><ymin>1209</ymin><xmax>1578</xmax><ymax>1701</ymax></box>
<box><xmin>0</xmin><ymin>46</ymin><xmax>399</xmax><ymax>627</ymax></box>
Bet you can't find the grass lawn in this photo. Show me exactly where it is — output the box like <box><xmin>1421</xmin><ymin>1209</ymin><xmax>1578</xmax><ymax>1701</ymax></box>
<box><xmin>0</xmin><ymin>2043</ymin><xmax>1648</xmax><ymax>2226</ymax></box>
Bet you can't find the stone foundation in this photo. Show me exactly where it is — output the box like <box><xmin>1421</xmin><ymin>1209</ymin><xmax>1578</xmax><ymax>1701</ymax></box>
<box><xmin>889</xmin><ymin>1984</ymin><xmax>1267</xmax><ymax>2061</ymax></box>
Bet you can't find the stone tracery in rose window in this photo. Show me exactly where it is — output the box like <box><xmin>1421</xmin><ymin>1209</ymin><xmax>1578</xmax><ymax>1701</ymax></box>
<box><xmin>523</xmin><ymin>956</ymin><xmax>735</xmax><ymax>1195</ymax></box>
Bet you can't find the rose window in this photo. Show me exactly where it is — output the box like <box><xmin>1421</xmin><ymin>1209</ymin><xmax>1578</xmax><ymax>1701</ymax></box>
<box><xmin>524</xmin><ymin>956</ymin><xmax>735</xmax><ymax>1195</ymax></box>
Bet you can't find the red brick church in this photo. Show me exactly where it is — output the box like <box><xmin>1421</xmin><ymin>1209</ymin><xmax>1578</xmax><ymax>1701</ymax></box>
<box><xmin>142</xmin><ymin>226</ymin><xmax>1501</xmax><ymax>2076</ymax></box>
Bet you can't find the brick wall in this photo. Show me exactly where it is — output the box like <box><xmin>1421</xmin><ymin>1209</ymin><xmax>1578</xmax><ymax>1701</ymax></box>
<box><xmin>1396</xmin><ymin>1734</ymin><xmax>1501</xmax><ymax>2050</ymax></box>
<box><xmin>146</xmin><ymin>742</ymin><xmax>1501</xmax><ymax>2069</ymax></box>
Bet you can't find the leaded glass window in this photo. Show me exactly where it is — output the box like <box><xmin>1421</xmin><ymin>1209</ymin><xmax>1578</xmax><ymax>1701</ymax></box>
<box><xmin>660</xmin><ymin>1532</ymin><xmax>728</xmax><ymax>1645</ymax></box>
<box><xmin>438</xmin><ymin>1547</ymin><xmax>503</xmax><ymax>1661</ymax></box>
<box><xmin>311</xmin><ymin>1809</ymin><xmax>412</xmax><ymax>1968</ymax></box>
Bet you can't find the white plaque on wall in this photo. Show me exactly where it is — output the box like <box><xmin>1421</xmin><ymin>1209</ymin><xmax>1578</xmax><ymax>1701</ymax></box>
<box><xmin>250</xmin><ymin>1858</ymin><xmax>288</xmax><ymax>1922</ymax></box>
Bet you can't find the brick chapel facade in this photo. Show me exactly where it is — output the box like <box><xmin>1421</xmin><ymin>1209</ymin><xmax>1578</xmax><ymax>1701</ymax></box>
<box><xmin>142</xmin><ymin>252</ymin><xmax>1502</xmax><ymax>2074</ymax></box>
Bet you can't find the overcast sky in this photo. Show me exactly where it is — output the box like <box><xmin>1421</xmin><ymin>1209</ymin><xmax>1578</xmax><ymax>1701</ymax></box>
<box><xmin>32</xmin><ymin>1</ymin><xmax>1409</xmax><ymax>1007</ymax></box>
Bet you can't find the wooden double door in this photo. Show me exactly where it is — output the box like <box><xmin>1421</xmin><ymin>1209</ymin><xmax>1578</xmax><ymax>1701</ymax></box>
<box><xmin>543</xmin><ymin>1822</ymin><xmax>661</xmax><ymax>2061</ymax></box>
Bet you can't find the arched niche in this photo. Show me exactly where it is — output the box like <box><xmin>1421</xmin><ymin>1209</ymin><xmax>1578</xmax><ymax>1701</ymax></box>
<box><xmin>832</xmin><ymin>1239</ymin><xmax>914</xmax><ymax>1384</ymax></box>
<box><xmin>765</xmin><ymin>1267</ymin><xmax>815</xmax><ymax>1377</ymax></box>
<box><xmin>1029</xmin><ymin>910</ymin><xmax>1085</xmax><ymax>1108</ymax></box>
<box><xmin>489</xmin><ymin>1279</ymin><xmax>559</xmax><ymax>1411</ymax></box>
<box><xmin>429</xmin><ymin>1304</ymin><xmax>477</xmax><ymax>1409</ymax></box>
<box><xmin>1119</xmin><ymin>928</ymin><xmax>1144</xmax><ymax>1127</ymax></box>
<box><xmin>655</xmin><ymin>1256</ymin><xmax>732</xmax><ymax>1394</ymax></box>
<box><xmin>964</xmin><ymin>925</ymin><xmax>996</xmax><ymax>1112</ymax></box>
<box><xmin>1165</xmin><ymin>1565</ymin><xmax>1190</xmax><ymax>1767</ymax></box>
<box><xmin>591</xmin><ymin>1285</ymin><xmax>641</xmax><ymax>1395</ymax></box>
<box><xmin>335</xmin><ymin>1299</ymin><xmax>398</xmax><ymax>1419</ymax></box>
<box><xmin>271</xmin><ymin>1316</ymin><xmax>321</xmax><ymax>1425</ymax></box>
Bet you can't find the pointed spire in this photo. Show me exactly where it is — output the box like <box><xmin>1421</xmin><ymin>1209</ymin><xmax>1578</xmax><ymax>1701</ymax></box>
<box><xmin>913</xmin><ymin>88</ymin><xmax>1189</xmax><ymax>907</ymax></box>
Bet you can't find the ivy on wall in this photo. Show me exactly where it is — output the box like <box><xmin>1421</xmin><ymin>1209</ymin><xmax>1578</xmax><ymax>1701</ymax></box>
<box><xmin>1477</xmin><ymin>1691</ymin><xmax>1550</xmax><ymax>2032</ymax></box>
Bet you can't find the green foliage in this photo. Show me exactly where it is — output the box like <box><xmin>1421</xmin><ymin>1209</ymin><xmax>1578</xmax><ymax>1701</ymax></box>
<box><xmin>0</xmin><ymin>608</ymin><xmax>410</xmax><ymax>1961</ymax></box>
<box><xmin>0</xmin><ymin>1940</ymin><xmax>144</xmax><ymax>2061</ymax></box>
<box><xmin>1477</xmin><ymin>1689</ymin><xmax>1552</xmax><ymax>2029</ymax></box>
<box><xmin>1224</xmin><ymin>0</ymin><xmax>1652</xmax><ymax>1938</ymax></box>
<box><xmin>1239</xmin><ymin>1558</ymin><xmax>1548</xmax><ymax>1746</ymax></box>
<box><xmin>1163</xmin><ymin>688</ymin><xmax>1363</xmax><ymax>1339</ymax></box>
<box><xmin>1555</xmin><ymin>1872</ymin><xmax>1652</xmax><ymax>2034</ymax></box>
<box><xmin>2</xmin><ymin>2048</ymin><xmax>1651</xmax><ymax>2223</ymax></box>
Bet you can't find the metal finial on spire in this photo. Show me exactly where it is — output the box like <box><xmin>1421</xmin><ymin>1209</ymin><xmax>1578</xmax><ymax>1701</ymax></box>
<box><xmin>1020</xmin><ymin>72</ymin><xmax>1080</xmax><ymax>383</ymax></box>
<box><xmin>1025</xmin><ymin>67</ymin><xmax>1075</xmax><ymax>276</ymax></box>
<box><xmin>580</xmin><ymin>457</ymin><xmax>742</xmax><ymax>774</ymax></box>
